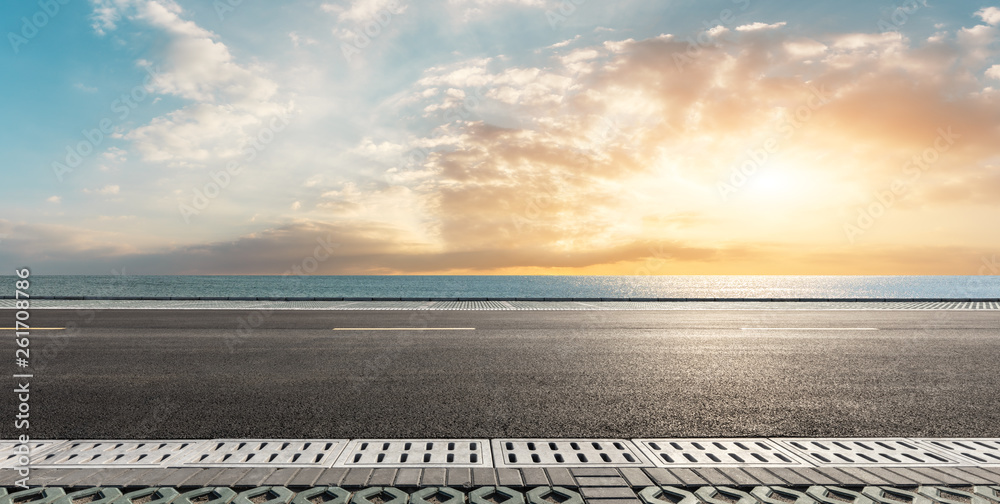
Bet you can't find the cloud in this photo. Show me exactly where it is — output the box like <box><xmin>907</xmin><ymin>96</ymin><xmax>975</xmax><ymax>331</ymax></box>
<box><xmin>548</xmin><ymin>35</ymin><xmax>581</xmax><ymax>49</ymax></box>
<box><xmin>784</xmin><ymin>38</ymin><xmax>827</xmax><ymax>58</ymax></box>
<box><xmin>333</xmin><ymin>10</ymin><xmax>1000</xmax><ymax>273</ymax></box>
<box><xmin>88</xmin><ymin>0</ymin><xmax>292</xmax><ymax>165</ymax></box>
<box><xmin>56</xmin><ymin>4</ymin><xmax>1000</xmax><ymax>275</ymax></box>
<box><xmin>988</xmin><ymin>64</ymin><xmax>1000</xmax><ymax>79</ymax></box>
<box><xmin>976</xmin><ymin>6</ymin><xmax>1000</xmax><ymax>25</ymax></box>
<box><xmin>73</xmin><ymin>82</ymin><xmax>98</xmax><ymax>93</ymax></box>
<box><xmin>325</xmin><ymin>0</ymin><xmax>408</xmax><ymax>42</ymax></box>
<box><xmin>84</xmin><ymin>185</ymin><xmax>121</xmax><ymax>195</ymax></box>
<box><xmin>47</xmin><ymin>196</ymin><xmax>61</xmax><ymax>204</ymax></box>
<box><xmin>323</xmin><ymin>0</ymin><xmax>407</xmax><ymax>23</ymax></box>
<box><xmin>89</xmin><ymin>0</ymin><xmax>124</xmax><ymax>35</ymax></box>
<box><xmin>735</xmin><ymin>21</ymin><xmax>787</xmax><ymax>32</ymax></box>
<box><xmin>3</xmin><ymin>218</ymin><xmax>995</xmax><ymax>275</ymax></box>
<box><xmin>289</xmin><ymin>31</ymin><xmax>318</xmax><ymax>47</ymax></box>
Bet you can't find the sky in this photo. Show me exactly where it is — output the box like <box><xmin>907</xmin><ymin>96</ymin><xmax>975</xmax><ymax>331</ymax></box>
<box><xmin>1</xmin><ymin>0</ymin><xmax>999</xmax><ymax>275</ymax></box>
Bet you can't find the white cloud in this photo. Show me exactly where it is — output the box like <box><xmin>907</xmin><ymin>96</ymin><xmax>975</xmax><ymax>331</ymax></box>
<box><xmin>325</xmin><ymin>0</ymin><xmax>408</xmax><ymax>41</ymax></box>
<box><xmin>976</xmin><ymin>6</ymin><xmax>1000</xmax><ymax>25</ymax></box>
<box><xmin>125</xmin><ymin>103</ymin><xmax>286</xmax><ymax>163</ymax></box>
<box><xmin>323</xmin><ymin>0</ymin><xmax>407</xmax><ymax>23</ymax></box>
<box><xmin>444</xmin><ymin>0</ymin><xmax>546</xmax><ymax>21</ymax></box>
<box><xmin>548</xmin><ymin>35</ymin><xmax>581</xmax><ymax>49</ymax></box>
<box><xmin>784</xmin><ymin>38</ymin><xmax>827</xmax><ymax>58</ymax></box>
<box><xmin>289</xmin><ymin>32</ymin><xmax>318</xmax><ymax>47</ymax></box>
<box><xmin>47</xmin><ymin>196</ymin><xmax>61</xmax><ymax>204</ymax></box>
<box><xmin>957</xmin><ymin>24</ymin><xmax>999</xmax><ymax>65</ymax></box>
<box><xmin>987</xmin><ymin>64</ymin><xmax>1000</xmax><ymax>80</ymax></box>
<box><xmin>706</xmin><ymin>25</ymin><xmax>729</xmax><ymax>37</ymax></box>
<box><xmin>89</xmin><ymin>0</ymin><xmax>125</xmax><ymax>35</ymax></box>
<box><xmin>102</xmin><ymin>147</ymin><xmax>128</xmax><ymax>162</ymax></box>
<box><xmin>85</xmin><ymin>185</ymin><xmax>121</xmax><ymax>195</ymax></box>
<box><xmin>88</xmin><ymin>0</ymin><xmax>292</xmax><ymax>164</ymax></box>
<box><xmin>735</xmin><ymin>21</ymin><xmax>787</xmax><ymax>32</ymax></box>
<box><xmin>74</xmin><ymin>82</ymin><xmax>98</xmax><ymax>93</ymax></box>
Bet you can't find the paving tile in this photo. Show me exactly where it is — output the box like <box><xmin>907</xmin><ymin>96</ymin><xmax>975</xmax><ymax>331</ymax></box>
<box><xmin>790</xmin><ymin>468</ymin><xmax>837</xmax><ymax>485</ymax></box>
<box><xmin>52</xmin><ymin>468</ymin><xmax>106</xmax><ymax>486</ymax></box>
<box><xmin>740</xmin><ymin>468</ymin><xmax>787</xmax><ymax>486</ymax></box>
<box><xmin>581</xmin><ymin>487</ymin><xmax>639</xmax><ymax>499</ymax></box>
<box><xmin>764</xmin><ymin>468</ymin><xmax>813</xmax><ymax>486</ymax></box>
<box><xmin>71</xmin><ymin>468</ymin><xmax>133</xmax><ymax>486</ymax></box>
<box><xmin>618</xmin><ymin>468</ymin><xmax>652</xmax><ymax>488</ymax></box>
<box><xmin>155</xmin><ymin>468</ymin><xmax>204</xmax><ymax>486</ymax></box>
<box><xmin>546</xmin><ymin>468</ymin><xmax>577</xmax><ymax>487</ymax></box>
<box><xmin>422</xmin><ymin>468</ymin><xmax>447</xmax><ymax>486</ymax></box>
<box><xmin>521</xmin><ymin>467</ymin><xmax>549</xmax><ymax>486</ymax></box>
<box><xmin>951</xmin><ymin>467</ymin><xmax>1000</xmax><ymax>484</ymax></box>
<box><xmin>116</xmin><ymin>468</ymin><xmax>164</xmax><ymax>486</ymax></box>
<box><xmin>27</xmin><ymin>469</ymin><xmax>74</xmax><ymax>486</ymax></box>
<box><xmin>236</xmin><ymin>468</ymin><xmax>277</xmax><ymax>487</ymax></box>
<box><xmin>447</xmin><ymin>468</ymin><xmax>472</xmax><ymax>487</ymax></box>
<box><xmin>214</xmin><ymin>467</ymin><xmax>253</xmax><ymax>486</ymax></box>
<box><xmin>0</xmin><ymin>469</ymin><xmax>25</xmax><ymax>486</ymax></box>
<box><xmin>314</xmin><ymin>468</ymin><xmax>349</xmax><ymax>486</ymax></box>
<box><xmin>287</xmin><ymin>467</ymin><xmax>324</xmax><ymax>487</ymax></box>
<box><xmin>905</xmin><ymin>467</ymin><xmax>971</xmax><ymax>485</ymax></box>
<box><xmin>394</xmin><ymin>468</ymin><xmax>422</xmax><ymax>487</ymax></box>
<box><xmin>666</xmin><ymin>469</ymin><xmax>708</xmax><ymax>486</ymax></box>
<box><xmin>692</xmin><ymin>468</ymin><xmax>734</xmax><ymax>486</ymax></box>
<box><xmin>370</xmin><ymin>468</ymin><xmax>398</xmax><ymax>486</ymax></box>
<box><xmin>584</xmin><ymin>499</ymin><xmax>641</xmax><ymax>504</ymax></box>
<box><xmin>96</xmin><ymin>468</ymin><xmax>153</xmax><ymax>486</ymax></box>
<box><xmin>813</xmin><ymin>468</ymin><xmax>865</xmax><ymax>486</ymax></box>
<box><xmin>642</xmin><ymin>468</ymin><xmax>683</xmax><ymax>486</ymax></box>
<box><xmin>885</xmin><ymin>467</ymin><xmax>943</xmax><ymax>485</ymax></box>
<box><xmin>472</xmin><ymin>468</ymin><xmax>497</xmax><ymax>486</ymax></box>
<box><xmin>576</xmin><ymin>476</ymin><xmax>628</xmax><ymax>487</ymax></box>
<box><xmin>943</xmin><ymin>466</ymin><xmax>993</xmax><ymax>484</ymax></box>
<box><xmin>99</xmin><ymin>468</ymin><xmax>142</xmax><ymax>486</ymax></box>
<box><xmin>571</xmin><ymin>468</ymin><xmax>622</xmax><ymax>477</ymax></box>
<box><xmin>974</xmin><ymin>466</ymin><xmax>1000</xmax><ymax>480</ymax></box>
<box><xmin>852</xmin><ymin>467</ymin><xmax>916</xmax><ymax>486</ymax></box>
<box><xmin>497</xmin><ymin>468</ymin><xmax>523</xmax><ymax>487</ymax></box>
<box><xmin>833</xmin><ymin>467</ymin><xmax>890</xmax><ymax>486</ymax></box>
<box><xmin>340</xmin><ymin>468</ymin><xmax>372</xmax><ymax>487</ymax></box>
<box><xmin>261</xmin><ymin>468</ymin><xmax>301</xmax><ymax>486</ymax></box>
<box><xmin>715</xmin><ymin>468</ymin><xmax>760</xmax><ymax>487</ymax></box>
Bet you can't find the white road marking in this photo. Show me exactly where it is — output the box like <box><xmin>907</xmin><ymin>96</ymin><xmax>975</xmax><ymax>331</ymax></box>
<box><xmin>0</xmin><ymin>327</ymin><xmax>66</xmax><ymax>330</ymax></box>
<box><xmin>333</xmin><ymin>327</ymin><xmax>476</xmax><ymax>331</ymax></box>
<box><xmin>740</xmin><ymin>327</ymin><xmax>879</xmax><ymax>331</ymax></box>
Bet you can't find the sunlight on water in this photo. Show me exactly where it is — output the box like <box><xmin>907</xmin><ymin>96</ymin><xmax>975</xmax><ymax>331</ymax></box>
<box><xmin>3</xmin><ymin>275</ymin><xmax>998</xmax><ymax>299</ymax></box>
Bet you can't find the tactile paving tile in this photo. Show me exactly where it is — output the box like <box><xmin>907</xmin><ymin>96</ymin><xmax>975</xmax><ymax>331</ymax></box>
<box><xmin>493</xmin><ymin>439</ymin><xmax>649</xmax><ymax>467</ymax></box>
<box><xmin>177</xmin><ymin>439</ymin><xmax>348</xmax><ymax>467</ymax></box>
<box><xmin>31</xmin><ymin>440</ymin><xmax>207</xmax><ymax>468</ymax></box>
<box><xmin>634</xmin><ymin>438</ymin><xmax>811</xmax><ymax>467</ymax></box>
<box><xmin>912</xmin><ymin>438</ymin><xmax>1000</xmax><ymax>466</ymax></box>
<box><xmin>775</xmin><ymin>438</ymin><xmax>961</xmax><ymax>466</ymax></box>
<box><xmin>0</xmin><ymin>441</ymin><xmax>67</xmax><ymax>468</ymax></box>
<box><xmin>429</xmin><ymin>301</ymin><xmax>516</xmax><ymax>310</ymax></box>
<box><xmin>332</xmin><ymin>439</ymin><xmax>491</xmax><ymax>467</ymax></box>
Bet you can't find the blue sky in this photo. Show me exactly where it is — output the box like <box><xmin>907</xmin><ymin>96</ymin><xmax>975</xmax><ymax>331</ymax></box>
<box><xmin>2</xmin><ymin>0</ymin><xmax>999</xmax><ymax>274</ymax></box>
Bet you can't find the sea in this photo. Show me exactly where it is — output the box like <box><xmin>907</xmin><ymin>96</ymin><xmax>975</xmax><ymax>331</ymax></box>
<box><xmin>2</xmin><ymin>275</ymin><xmax>998</xmax><ymax>299</ymax></box>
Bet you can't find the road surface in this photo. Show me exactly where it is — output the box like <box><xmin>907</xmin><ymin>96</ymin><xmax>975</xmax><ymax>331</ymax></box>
<box><xmin>2</xmin><ymin>307</ymin><xmax>997</xmax><ymax>439</ymax></box>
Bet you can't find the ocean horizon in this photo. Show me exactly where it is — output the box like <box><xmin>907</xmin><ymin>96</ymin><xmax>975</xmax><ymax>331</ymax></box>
<box><xmin>3</xmin><ymin>275</ymin><xmax>998</xmax><ymax>299</ymax></box>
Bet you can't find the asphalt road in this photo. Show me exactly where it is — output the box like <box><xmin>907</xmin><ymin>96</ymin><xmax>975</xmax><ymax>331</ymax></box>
<box><xmin>2</xmin><ymin>308</ymin><xmax>998</xmax><ymax>439</ymax></box>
